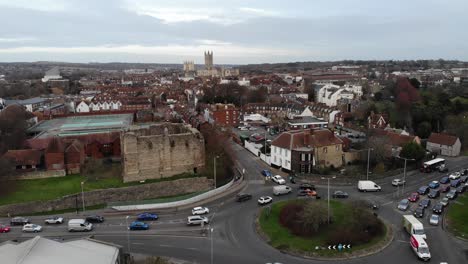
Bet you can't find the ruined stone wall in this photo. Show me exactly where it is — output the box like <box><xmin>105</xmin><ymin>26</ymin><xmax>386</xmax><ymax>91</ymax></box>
<box><xmin>122</xmin><ymin>123</ymin><xmax>205</xmax><ymax>183</ymax></box>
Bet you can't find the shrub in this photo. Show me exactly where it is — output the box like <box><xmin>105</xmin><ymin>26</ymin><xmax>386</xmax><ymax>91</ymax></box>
<box><xmin>279</xmin><ymin>202</ymin><xmax>304</xmax><ymax>235</ymax></box>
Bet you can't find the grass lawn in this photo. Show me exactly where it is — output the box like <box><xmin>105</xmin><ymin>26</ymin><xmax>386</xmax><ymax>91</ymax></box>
<box><xmin>0</xmin><ymin>171</ymin><xmax>199</xmax><ymax>206</ymax></box>
<box><xmin>447</xmin><ymin>193</ymin><xmax>468</xmax><ymax>238</ymax></box>
<box><xmin>259</xmin><ymin>199</ymin><xmax>386</xmax><ymax>256</ymax></box>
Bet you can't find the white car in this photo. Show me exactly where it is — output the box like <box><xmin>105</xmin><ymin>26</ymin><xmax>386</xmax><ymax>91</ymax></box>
<box><xmin>429</xmin><ymin>214</ymin><xmax>439</xmax><ymax>225</ymax></box>
<box><xmin>272</xmin><ymin>175</ymin><xmax>286</xmax><ymax>185</ymax></box>
<box><xmin>258</xmin><ymin>196</ymin><xmax>273</xmax><ymax>205</ymax></box>
<box><xmin>392</xmin><ymin>178</ymin><xmax>406</xmax><ymax>186</ymax></box>
<box><xmin>44</xmin><ymin>216</ymin><xmax>64</xmax><ymax>224</ymax></box>
<box><xmin>187</xmin><ymin>216</ymin><xmax>209</xmax><ymax>226</ymax></box>
<box><xmin>449</xmin><ymin>172</ymin><xmax>461</xmax><ymax>180</ymax></box>
<box><xmin>239</xmin><ymin>127</ymin><xmax>249</xmax><ymax>131</ymax></box>
<box><xmin>22</xmin><ymin>224</ymin><xmax>42</xmax><ymax>233</ymax></box>
<box><xmin>191</xmin><ymin>207</ymin><xmax>209</xmax><ymax>215</ymax></box>
<box><xmin>248</xmin><ymin>127</ymin><xmax>257</xmax><ymax>131</ymax></box>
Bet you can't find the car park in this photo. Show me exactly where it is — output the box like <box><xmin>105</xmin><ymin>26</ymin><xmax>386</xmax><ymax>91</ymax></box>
<box><xmin>192</xmin><ymin>207</ymin><xmax>209</xmax><ymax>215</ymax></box>
<box><xmin>0</xmin><ymin>224</ymin><xmax>10</xmax><ymax>233</ymax></box>
<box><xmin>85</xmin><ymin>215</ymin><xmax>104</xmax><ymax>223</ymax></box>
<box><xmin>258</xmin><ymin>196</ymin><xmax>273</xmax><ymax>205</ymax></box>
<box><xmin>439</xmin><ymin>176</ymin><xmax>450</xmax><ymax>184</ymax></box>
<box><xmin>446</xmin><ymin>189</ymin><xmax>458</xmax><ymax>199</ymax></box>
<box><xmin>22</xmin><ymin>224</ymin><xmax>42</xmax><ymax>233</ymax></box>
<box><xmin>449</xmin><ymin>172</ymin><xmax>461</xmax><ymax>180</ymax></box>
<box><xmin>10</xmin><ymin>217</ymin><xmax>30</xmax><ymax>226</ymax></box>
<box><xmin>408</xmin><ymin>192</ymin><xmax>420</xmax><ymax>202</ymax></box>
<box><xmin>440</xmin><ymin>197</ymin><xmax>449</xmax><ymax>207</ymax></box>
<box><xmin>332</xmin><ymin>190</ymin><xmax>349</xmax><ymax>198</ymax></box>
<box><xmin>44</xmin><ymin>216</ymin><xmax>64</xmax><ymax>224</ymax></box>
<box><xmin>261</xmin><ymin>170</ymin><xmax>272</xmax><ymax>177</ymax></box>
<box><xmin>432</xmin><ymin>203</ymin><xmax>444</xmax><ymax>214</ymax></box>
<box><xmin>427</xmin><ymin>189</ymin><xmax>440</xmax><ymax>199</ymax></box>
<box><xmin>450</xmin><ymin>179</ymin><xmax>461</xmax><ymax>187</ymax></box>
<box><xmin>428</xmin><ymin>181</ymin><xmax>439</xmax><ymax>189</ymax></box>
<box><xmin>272</xmin><ymin>175</ymin><xmax>286</xmax><ymax>184</ymax></box>
<box><xmin>236</xmin><ymin>193</ymin><xmax>252</xmax><ymax>202</ymax></box>
<box><xmin>456</xmin><ymin>185</ymin><xmax>466</xmax><ymax>193</ymax></box>
<box><xmin>419</xmin><ymin>199</ymin><xmax>431</xmax><ymax>208</ymax></box>
<box><xmin>429</xmin><ymin>214</ymin><xmax>440</xmax><ymax>225</ymax></box>
<box><xmin>187</xmin><ymin>216</ymin><xmax>209</xmax><ymax>225</ymax></box>
<box><xmin>398</xmin><ymin>199</ymin><xmax>410</xmax><ymax>211</ymax></box>
<box><xmin>417</xmin><ymin>186</ymin><xmax>429</xmax><ymax>195</ymax></box>
<box><xmin>392</xmin><ymin>179</ymin><xmax>406</xmax><ymax>186</ymax></box>
<box><xmin>129</xmin><ymin>221</ymin><xmax>149</xmax><ymax>230</ymax></box>
<box><xmin>440</xmin><ymin>185</ymin><xmax>451</xmax><ymax>193</ymax></box>
<box><xmin>137</xmin><ymin>213</ymin><xmax>158</xmax><ymax>221</ymax></box>
<box><xmin>413</xmin><ymin>206</ymin><xmax>425</xmax><ymax>218</ymax></box>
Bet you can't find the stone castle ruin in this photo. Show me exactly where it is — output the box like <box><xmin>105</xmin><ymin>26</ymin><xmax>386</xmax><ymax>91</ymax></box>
<box><xmin>121</xmin><ymin>123</ymin><xmax>205</xmax><ymax>182</ymax></box>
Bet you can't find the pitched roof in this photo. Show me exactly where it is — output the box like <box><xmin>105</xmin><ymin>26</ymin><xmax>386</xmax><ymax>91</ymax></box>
<box><xmin>428</xmin><ymin>133</ymin><xmax>459</xmax><ymax>146</ymax></box>
<box><xmin>370</xmin><ymin>129</ymin><xmax>417</xmax><ymax>147</ymax></box>
<box><xmin>3</xmin><ymin>149</ymin><xmax>42</xmax><ymax>165</ymax></box>
<box><xmin>45</xmin><ymin>137</ymin><xmax>65</xmax><ymax>153</ymax></box>
<box><xmin>271</xmin><ymin>129</ymin><xmax>342</xmax><ymax>150</ymax></box>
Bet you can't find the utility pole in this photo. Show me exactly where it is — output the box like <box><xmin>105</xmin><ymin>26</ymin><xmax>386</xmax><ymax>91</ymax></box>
<box><xmin>210</xmin><ymin>227</ymin><xmax>214</xmax><ymax>264</ymax></box>
<box><xmin>80</xmin><ymin>181</ymin><xmax>85</xmax><ymax>213</ymax></box>
<box><xmin>321</xmin><ymin>176</ymin><xmax>336</xmax><ymax>224</ymax></box>
<box><xmin>366</xmin><ymin>148</ymin><xmax>373</xmax><ymax>180</ymax></box>
<box><xmin>396</xmin><ymin>156</ymin><xmax>415</xmax><ymax>195</ymax></box>
<box><xmin>213</xmin><ymin>157</ymin><xmax>217</xmax><ymax>189</ymax></box>
<box><xmin>126</xmin><ymin>216</ymin><xmax>130</xmax><ymax>253</ymax></box>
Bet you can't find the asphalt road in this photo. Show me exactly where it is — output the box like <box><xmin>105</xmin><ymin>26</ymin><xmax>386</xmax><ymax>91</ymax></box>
<box><xmin>1</xmin><ymin>145</ymin><xmax>468</xmax><ymax>264</ymax></box>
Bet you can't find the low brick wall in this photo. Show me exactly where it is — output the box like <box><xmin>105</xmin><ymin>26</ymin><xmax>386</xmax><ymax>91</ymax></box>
<box><xmin>0</xmin><ymin>170</ymin><xmax>66</xmax><ymax>181</ymax></box>
<box><xmin>0</xmin><ymin>177</ymin><xmax>212</xmax><ymax>216</ymax></box>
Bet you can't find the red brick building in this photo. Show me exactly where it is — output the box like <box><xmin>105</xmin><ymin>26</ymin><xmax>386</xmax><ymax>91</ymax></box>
<box><xmin>203</xmin><ymin>103</ymin><xmax>239</xmax><ymax>126</ymax></box>
<box><xmin>3</xmin><ymin>149</ymin><xmax>43</xmax><ymax>171</ymax></box>
<box><xmin>45</xmin><ymin>138</ymin><xmax>65</xmax><ymax>171</ymax></box>
<box><xmin>64</xmin><ymin>140</ymin><xmax>86</xmax><ymax>174</ymax></box>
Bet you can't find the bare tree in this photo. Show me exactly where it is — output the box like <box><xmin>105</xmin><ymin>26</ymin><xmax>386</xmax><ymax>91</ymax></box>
<box><xmin>298</xmin><ymin>201</ymin><xmax>329</xmax><ymax>234</ymax></box>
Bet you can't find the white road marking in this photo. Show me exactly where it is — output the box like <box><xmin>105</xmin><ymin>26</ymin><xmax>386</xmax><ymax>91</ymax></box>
<box><xmin>132</xmin><ymin>242</ymin><xmax>144</xmax><ymax>245</ymax></box>
<box><xmin>396</xmin><ymin>240</ymin><xmax>408</xmax><ymax>243</ymax></box>
<box><xmin>381</xmin><ymin>201</ymin><xmax>393</xmax><ymax>206</ymax></box>
<box><xmin>159</xmin><ymin>244</ymin><xmax>172</xmax><ymax>247</ymax></box>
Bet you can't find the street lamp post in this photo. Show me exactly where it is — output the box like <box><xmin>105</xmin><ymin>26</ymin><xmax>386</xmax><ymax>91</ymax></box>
<box><xmin>321</xmin><ymin>176</ymin><xmax>336</xmax><ymax>224</ymax></box>
<box><xmin>126</xmin><ymin>216</ymin><xmax>130</xmax><ymax>253</ymax></box>
<box><xmin>396</xmin><ymin>156</ymin><xmax>415</xmax><ymax>195</ymax></box>
<box><xmin>213</xmin><ymin>156</ymin><xmax>219</xmax><ymax>189</ymax></box>
<box><xmin>366</xmin><ymin>148</ymin><xmax>373</xmax><ymax>180</ymax></box>
<box><xmin>210</xmin><ymin>227</ymin><xmax>214</xmax><ymax>264</ymax></box>
<box><xmin>80</xmin><ymin>181</ymin><xmax>85</xmax><ymax>213</ymax></box>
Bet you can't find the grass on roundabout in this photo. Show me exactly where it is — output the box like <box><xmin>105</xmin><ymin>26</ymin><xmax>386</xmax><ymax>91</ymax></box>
<box><xmin>258</xmin><ymin>199</ymin><xmax>387</xmax><ymax>257</ymax></box>
<box><xmin>446</xmin><ymin>193</ymin><xmax>468</xmax><ymax>239</ymax></box>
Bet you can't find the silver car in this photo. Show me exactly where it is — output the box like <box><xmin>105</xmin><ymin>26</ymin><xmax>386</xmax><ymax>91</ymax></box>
<box><xmin>440</xmin><ymin>197</ymin><xmax>449</xmax><ymax>207</ymax></box>
<box><xmin>398</xmin><ymin>199</ymin><xmax>410</xmax><ymax>211</ymax></box>
<box><xmin>429</xmin><ymin>214</ymin><xmax>439</xmax><ymax>225</ymax></box>
<box><xmin>187</xmin><ymin>216</ymin><xmax>209</xmax><ymax>226</ymax></box>
<box><xmin>392</xmin><ymin>179</ymin><xmax>406</xmax><ymax>186</ymax></box>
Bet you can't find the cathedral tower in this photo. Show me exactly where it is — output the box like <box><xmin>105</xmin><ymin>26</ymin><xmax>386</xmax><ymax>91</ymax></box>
<box><xmin>204</xmin><ymin>51</ymin><xmax>213</xmax><ymax>70</ymax></box>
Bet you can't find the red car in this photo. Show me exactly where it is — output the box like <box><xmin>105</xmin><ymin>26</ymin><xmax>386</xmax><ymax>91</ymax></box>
<box><xmin>0</xmin><ymin>224</ymin><xmax>11</xmax><ymax>233</ymax></box>
<box><xmin>408</xmin><ymin>192</ymin><xmax>420</xmax><ymax>202</ymax></box>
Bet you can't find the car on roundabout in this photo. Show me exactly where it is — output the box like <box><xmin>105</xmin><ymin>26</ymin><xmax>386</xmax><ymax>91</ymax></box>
<box><xmin>440</xmin><ymin>197</ymin><xmax>449</xmax><ymax>207</ymax></box>
<box><xmin>419</xmin><ymin>198</ymin><xmax>431</xmax><ymax>208</ymax></box>
<box><xmin>417</xmin><ymin>186</ymin><xmax>430</xmax><ymax>195</ymax></box>
<box><xmin>261</xmin><ymin>170</ymin><xmax>272</xmax><ymax>177</ymax></box>
<box><xmin>428</xmin><ymin>181</ymin><xmax>439</xmax><ymax>189</ymax></box>
<box><xmin>22</xmin><ymin>224</ymin><xmax>42</xmax><ymax>233</ymax></box>
<box><xmin>439</xmin><ymin>176</ymin><xmax>450</xmax><ymax>184</ymax></box>
<box><xmin>258</xmin><ymin>196</ymin><xmax>273</xmax><ymax>205</ymax></box>
<box><xmin>432</xmin><ymin>203</ymin><xmax>444</xmax><ymax>214</ymax></box>
<box><xmin>408</xmin><ymin>192</ymin><xmax>420</xmax><ymax>202</ymax></box>
<box><xmin>392</xmin><ymin>178</ymin><xmax>406</xmax><ymax>186</ymax></box>
<box><xmin>440</xmin><ymin>185</ymin><xmax>451</xmax><ymax>193</ymax></box>
<box><xmin>44</xmin><ymin>216</ymin><xmax>64</xmax><ymax>224</ymax></box>
<box><xmin>86</xmin><ymin>215</ymin><xmax>104</xmax><ymax>223</ymax></box>
<box><xmin>449</xmin><ymin>172</ymin><xmax>461</xmax><ymax>180</ymax></box>
<box><xmin>129</xmin><ymin>221</ymin><xmax>149</xmax><ymax>230</ymax></box>
<box><xmin>236</xmin><ymin>193</ymin><xmax>252</xmax><ymax>202</ymax></box>
<box><xmin>271</xmin><ymin>175</ymin><xmax>286</xmax><ymax>185</ymax></box>
<box><xmin>413</xmin><ymin>206</ymin><xmax>425</xmax><ymax>218</ymax></box>
<box><xmin>332</xmin><ymin>190</ymin><xmax>349</xmax><ymax>198</ymax></box>
<box><xmin>429</xmin><ymin>214</ymin><xmax>440</xmax><ymax>226</ymax></box>
<box><xmin>187</xmin><ymin>216</ymin><xmax>209</xmax><ymax>226</ymax></box>
<box><xmin>137</xmin><ymin>212</ymin><xmax>158</xmax><ymax>221</ymax></box>
<box><xmin>192</xmin><ymin>207</ymin><xmax>209</xmax><ymax>215</ymax></box>
<box><xmin>446</xmin><ymin>189</ymin><xmax>458</xmax><ymax>200</ymax></box>
<box><xmin>427</xmin><ymin>189</ymin><xmax>440</xmax><ymax>199</ymax></box>
<box><xmin>0</xmin><ymin>224</ymin><xmax>11</xmax><ymax>233</ymax></box>
<box><xmin>456</xmin><ymin>185</ymin><xmax>466</xmax><ymax>193</ymax></box>
<box><xmin>398</xmin><ymin>199</ymin><xmax>410</xmax><ymax>211</ymax></box>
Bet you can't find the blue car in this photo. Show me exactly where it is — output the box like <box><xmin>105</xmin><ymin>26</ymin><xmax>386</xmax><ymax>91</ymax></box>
<box><xmin>261</xmin><ymin>170</ymin><xmax>272</xmax><ymax>177</ymax></box>
<box><xmin>439</xmin><ymin>176</ymin><xmax>450</xmax><ymax>184</ymax></box>
<box><xmin>450</xmin><ymin>179</ymin><xmax>461</xmax><ymax>187</ymax></box>
<box><xmin>428</xmin><ymin>181</ymin><xmax>440</xmax><ymax>189</ymax></box>
<box><xmin>137</xmin><ymin>212</ymin><xmax>158</xmax><ymax>221</ymax></box>
<box><xmin>129</xmin><ymin>221</ymin><xmax>149</xmax><ymax>230</ymax></box>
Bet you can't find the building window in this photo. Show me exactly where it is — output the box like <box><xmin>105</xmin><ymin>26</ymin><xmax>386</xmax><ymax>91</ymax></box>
<box><xmin>301</xmin><ymin>153</ymin><xmax>305</xmax><ymax>161</ymax></box>
<box><xmin>323</xmin><ymin>147</ymin><xmax>327</xmax><ymax>153</ymax></box>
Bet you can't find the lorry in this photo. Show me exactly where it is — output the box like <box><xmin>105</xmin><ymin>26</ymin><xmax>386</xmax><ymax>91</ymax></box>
<box><xmin>403</xmin><ymin>215</ymin><xmax>426</xmax><ymax>239</ymax></box>
<box><xmin>410</xmin><ymin>235</ymin><xmax>431</xmax><ymax>261</ymax></box>
<box><xmin>273</xmin><ymin>185</ymin><xmax>292</xmax><ymax>196</ymax></box>
<box><xmin>357</xmin><ymin>180</ymin><xmax>381</xmax><ymax>192</ymax></box>
<box><xmin>68</xmin><ymin>219</ymin><xmax>93</xmax><ymax>232</ymax></box>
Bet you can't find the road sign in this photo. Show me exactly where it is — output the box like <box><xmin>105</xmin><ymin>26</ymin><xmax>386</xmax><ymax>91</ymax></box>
<box><xmin>328</xmin><ymin>245</ymin><xmax>332</xmax><ymax>250</ymax></box>
<box><xmin>338</xmin><ymin>244</ymin><xmax>343</xmax><ymax>251</ymax></box>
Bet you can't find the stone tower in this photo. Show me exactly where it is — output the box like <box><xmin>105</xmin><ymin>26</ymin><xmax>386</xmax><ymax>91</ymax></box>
<box><xmin>183</xmin><ymin>61</ymin><xmax>195</xmax><ymax>72</ymax></box>
<box><xmin>204</xmin><ymin>51</ymin><xmax>213</xmax><ymax>70</ymax></box>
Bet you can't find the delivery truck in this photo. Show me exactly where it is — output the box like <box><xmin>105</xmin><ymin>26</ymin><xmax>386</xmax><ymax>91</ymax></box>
<box><xmin>357</xmin><ymin>180</ymin><xmax>381</xmax><ymax>192</ymax></box>
<box><xmin>403</xmin><ymin>215</ymin><xmax>426</xmax><ymax>239</ymax></box>
<box><xmin>410</xmin><ymin>235</ymin><xmax>431</xmax><ymax>261</ymax></box>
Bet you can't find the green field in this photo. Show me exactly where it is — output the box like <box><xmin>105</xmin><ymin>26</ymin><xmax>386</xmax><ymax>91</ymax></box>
<box><xmin>0</xmin><ymin>172</ymin><xmax>198</xmax><ymax>206</ymax></box>
<box><xmin>447</xmin><ymin>193</ymin><xmax>468</xmax><ymax>238</ymax></box>
<box><xmin>258</xmin><ymin>199</ymin><xmax>387</xmax><ymax>257</ymax></box>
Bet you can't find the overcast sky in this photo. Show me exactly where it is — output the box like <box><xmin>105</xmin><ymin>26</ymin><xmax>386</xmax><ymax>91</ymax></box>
<box><xmin>0</xmin><ymin>0</ymin><xmax>467</xmax><ymax>64</ymax></box>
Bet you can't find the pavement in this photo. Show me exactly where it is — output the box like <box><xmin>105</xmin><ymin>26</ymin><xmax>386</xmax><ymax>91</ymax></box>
<box><xmin>0</xmin><ymin>143</ymin><xmax>468</xmax><ymax>264</ymax></box>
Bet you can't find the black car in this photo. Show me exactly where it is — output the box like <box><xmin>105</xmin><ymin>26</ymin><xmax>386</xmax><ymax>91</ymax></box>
<box><xmin>236</xmin><ymin>193</ymin><xmax>252</xmax><ymax>202</ymax></box>
<box><xmin>462</xmin><ymin>169</ymin><xmax>468</xmax><ymax>176</ymax></box>
<box><xmin>450</xmin><ymin>179</ymin><xmax>461</xmax><ymax>187</ymax></box>
<box><xmin>85</xmin><ymin>215</ymin><xmax>105</xmax><ymax>223</ymax></box>
<box><xmin>332</xmin><ymin>191</ymin><xmax>349</xmax><ymax>198</ymax></box>
<box><xmin>299</xmin><ymin>183</ymin><xmax>315</xmax><ymax>190</ymax></box>
<box><xmin>428</xmin><ymin>189</ymin><xmax>440</xmax><ymax>199</ymax></box>
<box><xmin>439</xmin><ymin>176</ymin><xmax>450</xmax><ymax>184</ymax></box>
<box><xmin>417</xmin><ymin>186</ymin><xmax>430</xmax><ymax>195</ymax></box>
<box><xmin>432</xmin><ymin>203</ymin><xmax>444</xmax><ymax>214</ymax></box>
<box><xmin>440</xmin><ymin>185</ymin><xmax>451</xmax><ymax>193</ymax></box>
<box><xmin>456</xmin><ymin>185</ymin><xmax>467</xmax><ymax>193</ymax></box>
<box><xmin>419</xmin><ymin>198</ymin><xmax>431</xmax><ymax>208</ymax></box>
<box><xmin>461</xmin><ymin>175</ymin><xmax>468</xmax><ymax>183</ymax></box>
<box><xmin>10</xmin><ymin>217</ymin><xmax>30</xmax><ymax>226</ymax></box>
<box><xmin>413</xmin><ymin>206</ymin><xmax>425</xmax><ymax>218</ymax></box>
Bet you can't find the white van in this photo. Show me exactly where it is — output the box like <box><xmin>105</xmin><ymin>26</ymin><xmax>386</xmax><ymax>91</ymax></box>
<box><xmin>273</xmin><ymin>185</ymin><xmax>292</xmax><ymax>196</ymax></box>
<box><xmin>68</xmin><ymin>219</ymin><xmax>93</xmax><ymax>232</ymax></box>
<box><xmin>357</xmin><ymin>180</ymin><xmax>381</xmax><ymax>192</ymax></box>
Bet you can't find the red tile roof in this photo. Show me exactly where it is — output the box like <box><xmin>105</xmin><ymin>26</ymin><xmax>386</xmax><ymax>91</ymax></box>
<box><xmin>370</xmin><ymin>129</ymin><xmax>417</xmax><ymax>147</ymax></box>
<box><xmin>3</xmin><ymin>149</ymin><xmax>42</xmax><ymax>165</ymax></box>
<box><xmin>272</xmin><ymin>129</ymin><xmax>342</xmax><ymax>150</ymax></box>
<box><xmin>428</xmin><ymin>133</ymin><xmax>459</xmax><ymax>146</ymax></box>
